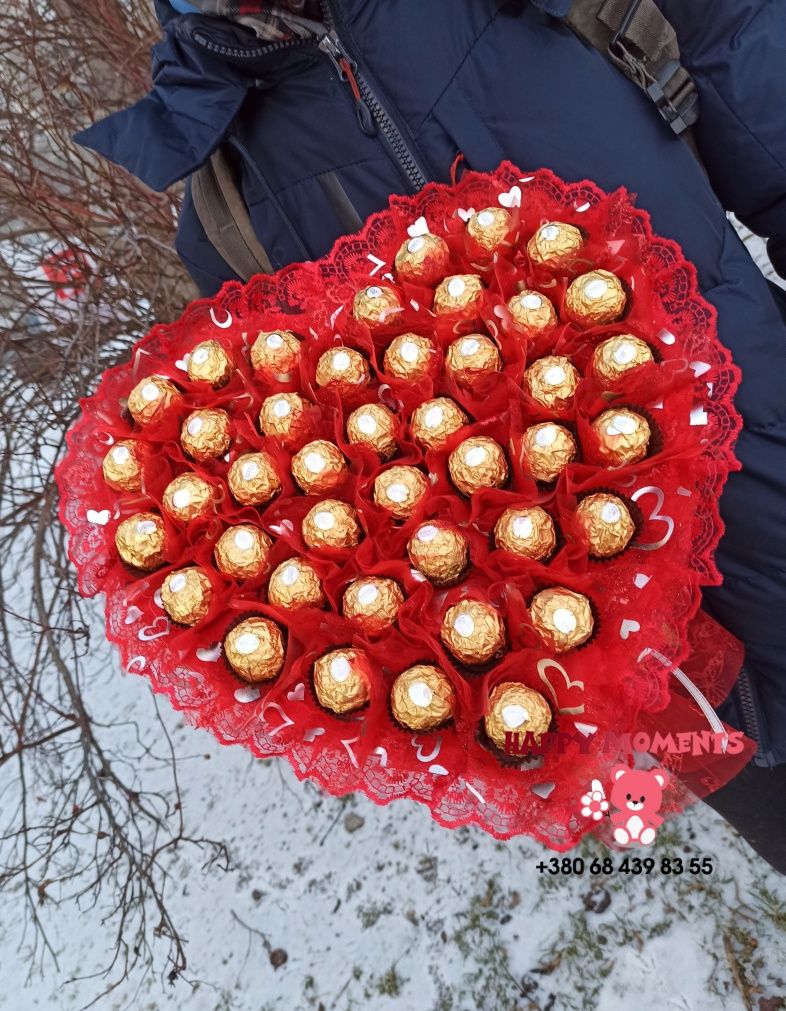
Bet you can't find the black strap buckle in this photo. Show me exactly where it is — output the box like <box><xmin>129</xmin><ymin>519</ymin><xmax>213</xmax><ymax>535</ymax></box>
<box><xmin>609</xmin><ymin>33</ymin><xmax>699</xmax><ymax>136</ymax></box>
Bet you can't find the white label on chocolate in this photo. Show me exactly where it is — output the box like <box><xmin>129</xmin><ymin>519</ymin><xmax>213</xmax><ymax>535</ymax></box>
<box><xmin>407</xmin><ymin>236</ymin><xmax>425</xmax><ymax>253</ymax></box>
<box><xmin>187</xmin><ymin>416</ymin><xmax>204</xmax><ymax>435</ymax></box>
<box><xmin>417</xmin><ymin>524</ymin><xmax>438</xmax><ymax>543</ymax></box>
<box><xmin>191</xmin><ymin>346</ymin><xmax>210</xmax><ymax>364</ymax></box>
<box><xmin>553</xmin><ymin>607</ymin><xmax>577</xmax><ymax>634</ymax></box>
<box><xmin>330</xmin><ymin>655</ymin><xmax>351</xmax><ymax>682</ymax></box>
<box><xmin>234</xmin><ymin>529</ymin><xmax>255</xmax><ymax>551</ymax></box>
<box><xmin>409</xmin><ymin>681</ymin><xmax>433</xmax><ymax>708</ymax></box>
<box><xmin>424</xmin><ymin>406</ymin><xmax>444</xmax><ymax>428</ymax></box>
<box><xmin>241</xmin><ymin>460</ymin><xmax>260</xmax><ymax>480</ymax></box>
<box><xmin>386</xmin><ymin>482</ymin><xmax>409</xmax><ymax>503</ymax></box>
<box><xmin>333</xmin><ymin>350</ymin><xmax>351</xmax><ymax>372</ymax></box>
<box><xmin>357</xmin><ymin>583</ymin><xmax>379</xmax><ymax>606</ymax></box>
<box><xmin>535</xmin><ymin>425</ymin><xmax>558</xmax><ymax>448</ymax></box>
<box><xmin>465</xmin><ymin>445</ymin><xmax>487</xmax><ymax>467</ymax></box>
<box><xmin>400</xmin><ymin>339</ymin><xmax>420</xmax><ymax>363</ymax></box>
<box><xmin>460</xmin><ymin>337</ymin><xmax>480</xmax><ymax>356</ymax></box>
<box><xmin>454</xmin><ymin>612</ymin><xmax>475</xmax><ymax>637</ymax></box>
<box><xmin>266</xmin><ymin>332</ymin><xmax>283</xmax><ymax>349</ymax></box>
<box><xmin>502</xmin><ymin>703</ymin><xmax>528</xmax><ymax>729</ymax></box>
<box><xmin>169</xmin><ymin>573</ymin><xmax>187</xmax><ymax>593</ymax></box>
<box><xmin>137</xmin><ymin>519</ymin><xmax>157</xmax><ymax>534</ymax></box>
<box><xmin>304</xmin><ymin>451</ymin><xmax>325</xmax><ymax>474</ymax></box>
<box><xmin>357</xmin><ymin>413</ymin><xmax>377</xmax><ymax>435</ymax></box>
<box><xmin>314</xmin><ymin>510</ymin><xmax>335</xmax><ymax>531</ymax></box>
<box><xmin>521</xmin><ymin>293</ymin><xmax>542</xmax><ymax>310</ymax></box>
<box><xmin>601</xmin><ymin>503</ymin><xmax>622</xmax><ymax>524</ymax></box>
<box><xmin>272</xmin><ymin>397</ymin><xmax>291</xmax><ymax>418</ymax></box>
<box><xmin>447</xmin><ymin>277</ymin><xmax>466</xmax><ymax>298</ymax></box>
<box><xmin>544</xmin><ymin>365</ymin><xmax>566</xmax><ymax>386</ymax></box>
<box><xmin>584</xmin><ymin>278</ymin><xmax>608</xmax><ymax>300</ymax></box>
<box><xmin>541</xmin><ymin>224</ymin><xmax>560</xmax><ymax>241</ymax></box>
<box><xmin>367</xmin><ymin>286</ymin><xmax>383</xmax><ymax>298</ymax></box>
<box><xmin>607</xmin><ymin>413</ymin><xmax>637</xmax><ymax>436</ymax></box>
<box><xmin>281</xmin><ymin>563</ymin><xmax>299</xmax><ymax>586</ymax></box>
<box><xmin>172</xmin><ymin>488</ymin><xmax>191</xmax><ymax>509</ymax></box>
<box><xmin>112</xmin><ymin>445</ymin><xmax>130</xmax><ymax>464</ymax></box>
<box><xmin>235</xmin><ymin>632</ymin><xmax>260</xmax><ymax>655</ymax></box>
<box><xmin>512</xmin><ymin>516</ymin><xmax>534</xmax><ymax>540</ymax></box>
<box><xmin>141</xmin><ymin>382</ymin><xmax>160</xmax><ymax>402</ymax></box>
<box><xmin>477</xmin><ymin>210</ymin><xmax>495</xmax><ymax>227</ymax></box>
<box><xmin>613</xmin><ymin>342</ymin><xmax>636</xmax><ymax>365</ymax></box>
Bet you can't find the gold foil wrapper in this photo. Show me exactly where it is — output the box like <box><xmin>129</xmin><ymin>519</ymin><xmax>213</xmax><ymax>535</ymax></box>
<box><xmin>494</xmin><ymin>506</ymin><xmax>556</xmax><ymax>560</ymax></box>
<box><xmin>577</xmin><ymin>493</ymin><xmax>635</xmax><ymax>557</ymax></box>
<box><xmin>527</xmin><ymin>221</ymin><xmax>584</xmax><ymax>268</ymax></box>
<box><xmin>346</xmin><ymin>402</ymin><xmax>397</xmax><ymax>458</ymax></box>
<box><xmin>391</xmin><ymin>664</ymin><xmax>455</xmax><ymax>731</ymax></box>
<box><xmin>352</xmin><ymin>284</ymin><xmax>403</xmax><ymax>328</ymax></box>
<box><xmin>484</xmin><ymin>683</ymin><xmax>552</xmax><ymax>750</ymax></box>
<box><xmin>187</xmin><ymin>340</ymin><xmax>233</xmax><ymax>387</ymax></box>
<box><xmin>162</xmin><ymin>473</ymin><xmax>215</xmax><ymax>522</ymax></box>
<box><xmin>410</xmin><ymin>397</ymin><xmax>468</xmax><ymax>451</ymax></box>
<box><xmin>448</xmin><ymin>436</ymin><xmax>508</xmax><ymax>496</ymax></box>
<box><xmin>383</xmin><ymin>332</ymin><xmax>437</xmax><ymax>381</ymax></box>
<box><xmin>127</xmin><ymin>375</ymin><xmax>180</xmax><ymax>426</ymax></box>
<box><xmin>524</xmin><ymin>355</ymin><xmax>579</xmax><ymax>411</ymax></box>
<box><xmin>313</xmin><ymin>647</ymin><xmax>371</xmax><ymax>714</ymax></box>
<box><xmin>565</xmin><ymin>269</ymin><xmax>627</xmax><ymax>326</ymax></box>
<box><xmin>407</xmin><ymin>521</ymin><xmax>468</xmax><ymax>586</ymax></box>
<box><xmin>591</xmin><ymin>335</ymin><xmax>654</xmax><ymax>383</ymax></box>
<box><xmin>373</xmin><ymin>465</ymin><xmax>428</xmax><ymax>519</ymax></box>
<box><xmin>214</xmin><ymin>524</ymin><xmax>272</xmax><ymax>579</ymax></box>
<box><xmin>466</xmin><ymin>206</ymin><xmax>512</xmax><ymax>252</ymax></box>
<box><xmin>507</xmin><ymin>290</ymin><xmax>557</xmax><ymax>336</ymax></box>
<box><xmin>115</xmin><ymin>512</ymin><xmax>167</xmax><ymax>570</ymax></box>
<box><xmin>433</xmin><ymin>273</ymin><xmax>484</xmax><ymax>316</ymax></box>
<box><xmin>394</xmin><ymin>233</ymin><xmax>450</xmax><ymax>285</ymax></box>
<box><xmin>102</xmin><ymin>440</ymin><xmax>143</xmax><ymax>492</ymax></box>
<box><xmin>224</xmin><ymin>616</ymin><xmax>285</xmax><ymax>683</ymax></box>
<box><xmin>161</xmin><ymin>566</ymin><xmax>212</xmax><ymax>625</ymax></box>
<box><xmin>530</xmin><ymin>587</ymin><xmax>593</xmax><ymax>652</ymax></box>
<box><xmin>342</xmin><ymin>576</ymin><xmax>404</xmax><ymax>634</ymax></box>
<box><xmin>259</xmin><ymin>392</ymin><xmax>310</xmax><ymax>443</ymax></box>
<box><xmin>521</xmin><ymin>422</ymin><xmax>577</xmax><ymax>483</ymax></box>
<box><xmin>291</xmin><ymin>440</ymin><xmax>347</xmax><ymax>495</ymax></box>
<box><xmin>302</xmin><ymin>499</ymin><xmax>361</xmax><ymax>550</ymax></box>
<box><xmin>227</xmin><ymin>451</ymin><xmax>281</xmax><ymax>506</ymax></box>
<box><xmin>445</xmin><ymin>333</ymin><xmax>502</xmax><ymax>389</ymax></box>
<box><xmin>250</xmin><ymin>329</ymin><xmax>301</xmax><ymax>377</ymax></box>
<box><xmin>315</xmin><ymin>346</ymin><xmax>370</xmax><ymax>390</ymax></box>
<box><xmin>180</xmin><ymin>408</ymin><xmax>232</xmax><ymax>462</ymax></box>
<box><xmin>268</xmin><ymin>557</ymin><xmax>324</xmax><ymax>609</ymax></box>
<box><xmin>441</xmin><ymin>599</ymin><xmax>505</xmax><ymax>665</ymax></box>
<box><xmin>591</xmin><ymin>408</ymin><xmax>651</xmax><ymax>467</ymax></box>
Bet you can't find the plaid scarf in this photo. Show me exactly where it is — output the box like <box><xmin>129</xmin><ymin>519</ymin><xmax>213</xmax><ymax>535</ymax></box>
<box><xmin>187</xmin><ymin>1</ymin><xmax>322</xmax><ymax>42</ymax></box>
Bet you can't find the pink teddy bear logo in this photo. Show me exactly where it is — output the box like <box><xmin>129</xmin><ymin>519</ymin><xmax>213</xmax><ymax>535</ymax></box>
<box><xmin>609</xmin><ymin>765</ymin><xmax>668</xmax><ymax>846</ymax></box>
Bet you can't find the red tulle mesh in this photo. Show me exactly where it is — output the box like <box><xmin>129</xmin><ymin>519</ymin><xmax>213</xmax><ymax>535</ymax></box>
<box><xmin>56</xmin><ymin>165</ymin><xmax>752</xmax><ymax>850</ymax></box>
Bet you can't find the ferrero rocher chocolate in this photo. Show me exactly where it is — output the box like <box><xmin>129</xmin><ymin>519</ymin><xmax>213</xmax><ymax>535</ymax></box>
<box><xmin>577</xmin><ymin>493</ymin><xmax>635</xmax><ymax>557</ymax></box>
<box><xmin>313</xmin><ymin>648</ymin><xmax>371</xmax><ymax>714</ymax></box>
<box><xmin>102</xmin><ymin>440</ymin><xmax>144</xmax><ymax>492</ymax></box>
<box><xmin>591</xmin><ymin>408</ymin><xmax>651</xmax><ymax>466</ymax></box>
<box><xmin>267</xmin><ymin>557</ymin><xmax>324</xmax><ymax>609</ymax></box>
<box><xmin>187</xmin><ymin>340</ymin><xmax>233</xmax><ymax>387</ymax></box>
<box><xmin>223</xmin><ymin>616</ymin><xmax>285</xmax><ymax>683</ymax></box>
<box><xmin>530</xmin><ymin>587</ymin><xmax>594</xmax><ymax>652</ymax></box>
<box><xmin>466</xmin><ymin>206</ymin><xmax>512</xmax><ymax>252</ymax></box>
<box><xmin>445</xmin><ymin>334</ymin><xmax>502</xmax><ymax>389</ymax></box>
<box><xmin>565</xmin><ymin>269</ymin><xmax>627</xmax><ymax>326</ymax></box>
<box><xmin>591</xmin><ymin>335</ymin><xmax>654</xmax><ymax>383</ymax></box>
<box><xmin>521</xmin><ymin>422</ymin><xmax>577</xmax><ymax>483</ymax></box>
<box><xmin>527</xmin><ymin>221</ymin><xmax>584</xmax><ymax>268</ymax></box>
<box><xmin>391</xmin><ymin>665</ymin><xmax>455</xmax><ymax>731</ymax></box>
<box><xmin>161</xmin><ymin>566</ymin><xmax>212</xmax><ymax>625</ymax></box>
<box><xmin>127</xmin><ymin>375</ymin><xmax>180</xmax><ymax>426</ymax></box>
<box><xmin>259</xmin><ymin>392</ymin><xmax>310</xmax><ymax>443</ymax></box>
<box><xmin>227</xmin><ymin>451</ymin><xmax>281</xmax><ymax>506</ymax></box>
<box><xmin>115</xmin><ymin>512</ymin><xmax>167</xmax><ymax>570</ymax></box>
<box><xmin>433</xmin><ymin>273</ymin><xmax>484</xmax><ymax>316</ymax></box>
<box><xmin>407</xmin><ymin>521</ymin><xmax>468</xmax><ymax>585</ymax></box>
<box><xmin>507</xmin><ymin>290</ymin><xmax>557</xmax><ymax>336</ymax></box>
<box><xmin>352</xmin><ymin>284</ymin><xmax>403</xmax><ymax>328</ymax></box>
<box><xmin>394</xmin><ymin>233</ymin><xmax>450</xmax><ymax>286</ymax></box>
<box><xmin>484</xmin><ymin>683</ymin><xmax>552</xmax><ymax>750</ymax></box>
<box><xmin>315</xmin><ymin>346</ymin><xmax>370</xmax><ymax>390</ymax></box>
<box><xmin>410</xmin><ymin>397</ymin><xmax>468</xmax><ymax>451</ymax></box>
<box><xmin>383</xmin><ymin>333</ymin><xmax>437</xmax><ymax>381</ymax></box>
<box><xmin>373</xmin><ymin>465</ymin><xmax>428</xmax><ymax>519</ymax></box>
<box><xmin>162</xmin><ymin>473</ymin><xmax>215</xmax><ymax>522</ymax></box>
<box><xmin>441</xmin><ymin>599</ymin><xmax>505</xmax><ymax>666</ymax></box>
<box><xmin>180</xmin><ymin>408</ymin><xmax>232</xmax><ymax>462</ymax></box>
<box><xmin>448</xmin><ymin>437</ymin><xmax>508</xmax><ymax>496</ymax></box>
<box><xmin>302</xmin><ymin>499</ymin><xmax>361</xmax><ymax>550</ymax></box>
<box><xmin>494</xmin><ymin>506</ymin><xmax>556</xmax><ymax>560</ymax></box>
<box><xmin>291</xmin><ymin>440</ymin><xmax>347</xmax><ymax>495</ymax></box>
<box><xmin>346</xmin><ymin>402</ymin><xmax>397</xmax><ymax>458</ymax></box>
<box><xmin>250</xmin><ymin>329</ymin><xmax>301</xmax><ymax>378</ymax></box>
<box><xmin>524</xmin><ymin>355</ymin><xmax>579</xmax><ymax>411</ymax></box>
<box><xmin>342</xmin><ymin>576</ymin><xmax>404</xmax><ymax>634</ymax></box>
<box><xmin>213</xmin><ymin>524</ymin><xmax>272</xmax><ymax>579</ymax></box>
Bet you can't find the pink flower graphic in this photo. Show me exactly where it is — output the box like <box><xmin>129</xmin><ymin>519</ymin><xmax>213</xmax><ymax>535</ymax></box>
<box><xmin>580</xmin><ymin>779</ymin><xmax>609</xmax><ymax>821</ymax></box>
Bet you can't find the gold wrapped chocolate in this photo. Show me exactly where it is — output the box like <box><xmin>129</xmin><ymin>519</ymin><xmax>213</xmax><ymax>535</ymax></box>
<box><xmin>441</xmin><ymin>599</ymin><xmax>505</xmax><ymax>666</ymax></box>
<box><xmin>302</xmin><ymin>499</ymin><xmax>361</xmax><ymax>550</ymax></box>
<box><xmin>162</xmin><ymin>473</ymin><xmax>215</xmax><ymax>522</ymax></box>
<box><xmin>102</xmin><ymin>440</ymin><xmax>144</xmax><ymax>492</ymax></box>
<box><xmin>524</xmin><ymin>355</ymin><xmax>579</xmax><ymax>411</ymax></box>
<box><xmin>313</xmin><ymin>648</ymin><xmax>371</xmax><ymax>714</ymax></box>
<box><xmin>466</xmin><ymin>206</ymin><xmax>512</xmax><ymax>252</ymax></box>
<box><xmin>127</xmin><ymin>375</ymin><xmax>180</xmax><ymax>426</ymax></box>
<box><xmin>115</xmin><ymin>512</ymin><xmax>167</xmax><ymax>570</ymax></box>
<box><xmin>383</xmin><ymin>332</ymin><xmax>437</xmax><ymax>381</ymax></box>
<box><xmin>565</xmin><ymin>269</ymin><xmax>627</xmax><ymax>326</ymax></box>
<box><xmin>259</xmin><ymin>391</ymin><xmax>310</xmax><ymax>443</ymax></box>
<box><xmin>445</xmin><ymin>334</ymin><xmax>502</xmax><ymax>389</ymax></box>
<box><xmin>227</xmin><ymin>451</ymin><xmax>281</xmax><ymax>506</ymax></box>
<box><xmin>407</xmin><ymin>521</ymin><xmax>468</xmax><ymax>586</ymax></box>
<box><xmin>346</xmin><ymin>402</ymin><xmax>397</xmax><ymax>458</ymax></box>
<box><xmin>591</xmin><ymin>408</ymin><xmax>651</xmax><ymax>467</ymax></box>
<box><xmin>506</xmin><ymin>290</ymin><xmax>557</xmax><ymax>336</ymax></box>
<box><xmin>352</xmin><ymin>284</ymin><xmax>403</xmax><ymax>328</ymax></box>
<box><xmin>186</xmin><ymin>339</ymin><xmax>233</xmax><ymax>387</ymax></box>
<box><xmin>391</xmin><ymin>664</ymin><xmax>455</xmax><ymax>731</ymax></box>
<box><xmin>591</xmin><ymin>335</ymin><xmax>654</xmax><ymax>383</ymax></box>
<box><xmin>214</xmin><ymin>524</ymin><xmax>272</xmax><ymax>579</ymax></box>
<box><xmin>448</xmin><ymin>436</ymin><xmax>508</xmax><ymax>496</ymax></box>
<box><xmin>161</xmin><ymin>566</ymin><xmax>212</xmax><ymax>625</ymax></box>
<box><xmin>527</xmin><ymin>221</ymin><xmax>584</xmax><ymax>268</ymax></box>
<box><xmin>530</xmin><ymin>587</ymin><xmax>593</xmax><ymax>652</ymax></box>
<box><xmin>373</xmin><ymin>465</ymin><xmax>428</xmax><ymax>519</ymax></box>
<box><xmin>250</xmin><ymin>329</ymin><xmax>301</xmax><ymax>378</ymax></box>
<box><xmin>410</xmin><ymin>397</ymin><xmax>468</xmax><ymax>451</ymax></box>
<box><xmin>521</xmin><ymin>422</ymin><xmax>577</xmax><ymax>483</ymax></box>
<box><xmin>494</xmin><ymin>506</ymin><xmax>556</xmax><ymax>560</ymax></box>
<box><xmin>433</xmin><ymin>273</ymin><xmax>484</xmax><ymax>316</ymax></box>
<box><xmin>577</xmin><ymin>493</ymin><xmax>635</xmax><ymax>557</ymax></box>
<box><xmin>484</xmin><ymin>683</ymin><xmax>553</xmax><ymax>750</ymax></box>
<box><xmin>267</xmin><ymin>557</ymin><xmax>324</xmax><ymax>609</ymax></box>
<box><xmin>180</xmin><ymin>408</ymin><xmax>232</xmax><ymax>462</ymax></box>
<box><xmin>224</xmin><ymin>616</ymin><xmax>285</xmax><ymax>683</ymax></box>
<box><xmin>342</xmin><ymin>576</ymin><xmax>404</xmax><ymax>634</ymax></box>
<box><xmin>315</xmin><ymin>346</ymin><xmax>370</xmax><ymax>390</ymax></box>
<box><xmin>291</xmin><ymin>440</ymin><xmax>347</xmax><ymax>495</ymax></box>
<box><xmin>394</xmin><ymin>233</ymin><xmax>450</xmax><ymax>286</ymax></box>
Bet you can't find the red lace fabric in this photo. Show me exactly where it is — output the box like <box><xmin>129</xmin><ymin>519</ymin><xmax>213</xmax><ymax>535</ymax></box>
<box><xmin>56</xmin><ymin>165</ymin><xmax>753</xmax><ymax>849</ymax></box>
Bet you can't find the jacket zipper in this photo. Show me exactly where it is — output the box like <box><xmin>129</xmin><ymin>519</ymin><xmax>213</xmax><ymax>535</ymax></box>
<box><xmin>734</xmin><ymin>665</ymin><xmax>763</xmax><ymax>751</ymax></box>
